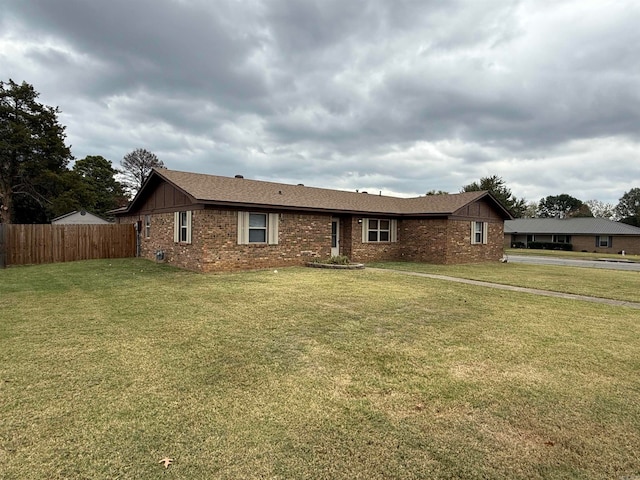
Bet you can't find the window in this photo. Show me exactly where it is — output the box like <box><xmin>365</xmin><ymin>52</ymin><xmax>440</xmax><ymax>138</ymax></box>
<box><xmin>144</xmin><ymin>215</ymin><xmax>151</xmax><ymax>239</ymax></box>
<box><xmin>596</xmin><ymin>235</ymin><xmax>612</xmax><ymax>248</ymax></box>
<box><xmin>173</xmin><ymin>211</ymin><xmax>192</xmax><ymax>244</ymax></box>
<box><xmin>471</xmin><ymin>221</ymin><xmax>488</xmax><ymax>245</ymax></box>
<box><xmin>553</xmin><ymin>235</ymin><xmax>570</xmax><ymax>243</ymax></box>
<box><xmin>362</xmin><ymin>218</ymin><xmax>397</xmax><ymax>243</ymax></box>
<box><xmin>249</xmin><ymin>213</ymin><xmax>267</xmax><ymax>243</ymax></box>
<box><xmin>238</xmin><ymin>212</ymin><xmax>279</xmax><ymax>245</ymax></box>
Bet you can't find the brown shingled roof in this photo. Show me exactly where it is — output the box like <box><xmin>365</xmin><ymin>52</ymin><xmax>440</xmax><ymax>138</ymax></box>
<box><xmin>127</xmin><ymin>168</ymin><xmax>511</xmax><ymax>218</ymax></box>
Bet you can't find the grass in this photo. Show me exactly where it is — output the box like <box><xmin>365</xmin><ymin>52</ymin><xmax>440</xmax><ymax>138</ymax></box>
<box><xmin>1</xmin><ymin>259</ymin><xmax>640</xmax><ymax>479</ymax></box>
<box><xmin>369</xmin><ymin>260</ymin><xmax>640</xmax><ymax>303</ymax></box>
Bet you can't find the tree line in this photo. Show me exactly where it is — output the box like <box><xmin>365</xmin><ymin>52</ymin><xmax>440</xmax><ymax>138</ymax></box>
<box><xmin>455</xmin><ymin>175</ymin><xmax>640</xmax><ymax>226</ymax></box>
<box><xmin>1</xmin><ymin>80</ymin><xmax>163</xmax><ymax>223</ymax></box>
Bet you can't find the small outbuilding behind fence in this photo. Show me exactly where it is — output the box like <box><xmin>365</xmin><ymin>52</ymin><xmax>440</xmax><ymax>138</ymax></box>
<box><xmin>0</xmin><ymin>224</ymin><xmax>136</xmax><ymax>267</ymax></box>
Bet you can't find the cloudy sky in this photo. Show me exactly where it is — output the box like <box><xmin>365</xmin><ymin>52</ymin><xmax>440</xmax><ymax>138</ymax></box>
<box><xmin>2</xmin><ymin>0</ymin><xmax>639</xmax><ymax>204</ymax></box>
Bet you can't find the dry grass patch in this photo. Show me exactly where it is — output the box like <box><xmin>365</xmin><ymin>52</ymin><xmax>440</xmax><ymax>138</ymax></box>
<box><xmin>1</xmin><ymin>259</ymin><xmax>639</xmax><ymax>479</ymax></box>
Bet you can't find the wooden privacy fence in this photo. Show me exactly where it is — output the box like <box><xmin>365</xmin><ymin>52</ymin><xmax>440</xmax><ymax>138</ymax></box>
<box><xmin>0</xmin><ymin>224</ymin><xmax>136</xmax><ymax>267</ymax></box>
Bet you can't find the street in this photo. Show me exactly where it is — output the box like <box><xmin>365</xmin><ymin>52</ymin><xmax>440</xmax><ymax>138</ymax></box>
<box><xmin>507</xmin><ymin>254</ymin><xmax>640</xmax><ymax>272</ymax></box>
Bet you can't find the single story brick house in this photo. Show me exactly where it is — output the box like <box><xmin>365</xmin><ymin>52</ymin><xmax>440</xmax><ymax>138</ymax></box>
<box><xmin>114</xmin><ymin>168</ymin><xmax>512</xmax><ymax>272</ymax></box>
<box><xmin>504</xmin><ymin>218</ymin><xmax>640</xmax><ymax>255</ymax></box>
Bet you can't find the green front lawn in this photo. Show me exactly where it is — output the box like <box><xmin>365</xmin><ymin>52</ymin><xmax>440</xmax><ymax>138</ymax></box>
<box><xmin>1</xmin><ymin>259</ymin><xmax>639</xmax><ymax>479</ymax></box>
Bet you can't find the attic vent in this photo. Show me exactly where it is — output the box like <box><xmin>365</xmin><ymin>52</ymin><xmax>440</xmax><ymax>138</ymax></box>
<box><xmin>235</xmin><ymin>174</ymin><xmax>244</xmax><ymax>179</ymax></box>
<box><xmin>362</xmin><ymin>191</ymin><xmax>368</xmax><ymax>194</ymax></box>
<box><xmin>297</xmin><ymin>183</ymin><xmax>304</xmax><ymax>186</ymax></box>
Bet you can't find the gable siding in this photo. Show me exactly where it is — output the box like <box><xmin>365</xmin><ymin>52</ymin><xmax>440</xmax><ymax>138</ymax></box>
<box><xmin>137</xmin><ymin>180</ymin><xmax>195</xmax><ymax>212</ymax></box>
<box><xmin>452</xmin><ymin>198</ymin><xmax>504</xmax><ymax>220</ymax></box>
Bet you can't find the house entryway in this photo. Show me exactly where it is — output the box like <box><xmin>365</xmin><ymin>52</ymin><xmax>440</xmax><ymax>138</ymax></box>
<box><xmin>331</xmin><ymin>218</ymin><xmax>340</xmax><ymax>257</ymax></box>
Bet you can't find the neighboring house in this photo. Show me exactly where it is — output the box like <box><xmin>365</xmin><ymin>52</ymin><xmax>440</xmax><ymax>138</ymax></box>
<box><xmin>51</xmin><ymin>210</ymin><xmax>111</xmax><ymax>224</ymax></box>
<box><xmin>114</xmin><ymin>168</ymin><xmax>513</xmax><ymax>272</ymax></box>
<box><xmin>505</xmin><ymin>218</ymin><xmax>640</xmax><ymax>255</ymax></box>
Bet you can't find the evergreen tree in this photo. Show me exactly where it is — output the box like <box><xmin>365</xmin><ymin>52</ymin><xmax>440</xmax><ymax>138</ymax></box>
<box><xmin>616</xmin><ymin>188</ymin><xmax>640</xmax><ymax>226</ymax></box>
<box><xmin>0</xmin><ymin>79</ymin><xmax>72</xmax><ymax>223</ymax></box>
<box><xmin>461</xmin><ymin>175</ymin><xmax>526</xmax><ymax>217</ymax></box>
<box><xmin>537</xmin><ymin>194</ymin><xmax>591</xmax><ymax>218</ymax></box>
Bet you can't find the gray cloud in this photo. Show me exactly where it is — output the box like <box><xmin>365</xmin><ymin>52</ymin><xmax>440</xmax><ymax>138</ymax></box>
<box><xmin>2</xmin><ymin>0</ymin><xmax>639</xmax><ymax>205</ymax></box>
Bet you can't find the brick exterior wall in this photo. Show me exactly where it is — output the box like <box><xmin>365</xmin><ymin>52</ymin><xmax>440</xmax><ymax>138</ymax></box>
<box><xmin>340</xmin><ymin>217</ymin><xmax>504</xmax><ymax>265</ymax></box>
<box><xmin>120</xmin><ymin>209</ymin><xmax>332</xmax><ymax>272</ymax></box>
<box><xmin>570</xmin><ymin>235</ymin><xmax>640</xmax><ymax>255</ymax></box>
<box><xmin>119</xmin><ymin>204</ymin><xmax>506</xmax><ymax>271</ymax></box>
<box><xmin>442</xmin><ymin>219</ymin><xmax>505</xmax><ymax>263</ymax></box>
<box><xmin>398</xmin><ymin>219</ymin><xmax>448</xmax><ymax>263</ymax></box>
<box><xmin>345</xmin><ymin>217</ymin><xmax>403</xmax><ymax>263</ymax></box>
<box><xmin>398</xmin><ymin>219</ymin><xmax>504</xmax><ymax>264</ymax></box>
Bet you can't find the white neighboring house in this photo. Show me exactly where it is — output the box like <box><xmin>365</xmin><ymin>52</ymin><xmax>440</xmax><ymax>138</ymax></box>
<box><xmin>51</xmin><ymin>210</ymin><xmax>111</xmax><ymax>224</ymax></box>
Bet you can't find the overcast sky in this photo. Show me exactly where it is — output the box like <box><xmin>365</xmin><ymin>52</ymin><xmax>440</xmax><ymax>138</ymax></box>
<box><xmin>2</xmin><ymin>0</ymin><xmax>639</xmax><ymax>204</ymax></box>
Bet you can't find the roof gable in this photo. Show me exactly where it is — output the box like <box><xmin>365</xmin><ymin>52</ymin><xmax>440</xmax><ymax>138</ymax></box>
<box><xmin>51</xmin><ymin>210</ymin><xmax>110</xmax><ymax>224</ymax></box>
<box><xmin>123</xmin><ymin>168</ymin><xmax>512</xmax><ymax>219</ymax></box>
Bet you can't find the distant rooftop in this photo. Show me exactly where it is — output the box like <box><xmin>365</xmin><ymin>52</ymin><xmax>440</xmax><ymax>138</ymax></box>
<box><xmin>505</xmin><ymin>218</ymin><xmax>640</xmax><ymax>235</ymax></box>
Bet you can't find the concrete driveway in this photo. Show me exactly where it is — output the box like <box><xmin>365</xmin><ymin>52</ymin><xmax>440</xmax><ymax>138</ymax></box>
<box><xmin>507</xmin><ymin>254</ymin><xmax>640</xmax><ymax>272</ymax></box>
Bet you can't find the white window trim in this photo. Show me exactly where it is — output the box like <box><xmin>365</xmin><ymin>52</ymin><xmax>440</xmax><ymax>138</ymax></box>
<box><xmin>362</xmin><ymin>218</ymin><xmax>398</xmax><ymax>243</ymax></box>
<box><xmin>174</xmin><ymin>211</ymin><xmax>192</xmax><ymax>244</ymax></box>
<box><xmin>470</xmin><ymin>221</ymin><xmax>488</xmax><ymax>245</ymax></box>
<box><xmin>238</xmin><ymin>211</ymin><xmax>279</xmax><ymax>245</ymax></box>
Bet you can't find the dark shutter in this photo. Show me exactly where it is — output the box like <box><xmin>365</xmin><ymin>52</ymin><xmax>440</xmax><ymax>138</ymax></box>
<box><xmin>595</xmin><ymin>236</ymin><xmax>599</xmax><ymax>247</ymax></box>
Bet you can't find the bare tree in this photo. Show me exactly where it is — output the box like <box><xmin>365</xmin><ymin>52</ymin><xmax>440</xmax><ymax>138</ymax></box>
<box><xmin>120</xmin><ymin>148</ymin><xmax>164</xmax><ymax>196</ymax></box>
<box><xmin>584</xmin><ymin>199</ymin><xmax>618</xmax><ymax>220</ymax></box>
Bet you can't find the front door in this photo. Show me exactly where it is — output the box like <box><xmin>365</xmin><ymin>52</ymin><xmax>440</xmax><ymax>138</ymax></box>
<box><xmin>331</xmin><ymin>218</ymin><xmax>340</xmax><ymax>257</ymax></box>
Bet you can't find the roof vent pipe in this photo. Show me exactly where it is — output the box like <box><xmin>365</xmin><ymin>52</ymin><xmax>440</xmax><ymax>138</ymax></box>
<box><xmin>235</xmin><ymin>175</ymin><xmax>244</xmax><ymax>179</ymax></box>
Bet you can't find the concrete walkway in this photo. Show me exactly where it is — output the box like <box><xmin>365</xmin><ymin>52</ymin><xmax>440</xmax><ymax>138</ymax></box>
<box><xmin>368</xmin><ymin>268</ymin><xmax>640</xmax><ymax>310</ymax></box>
